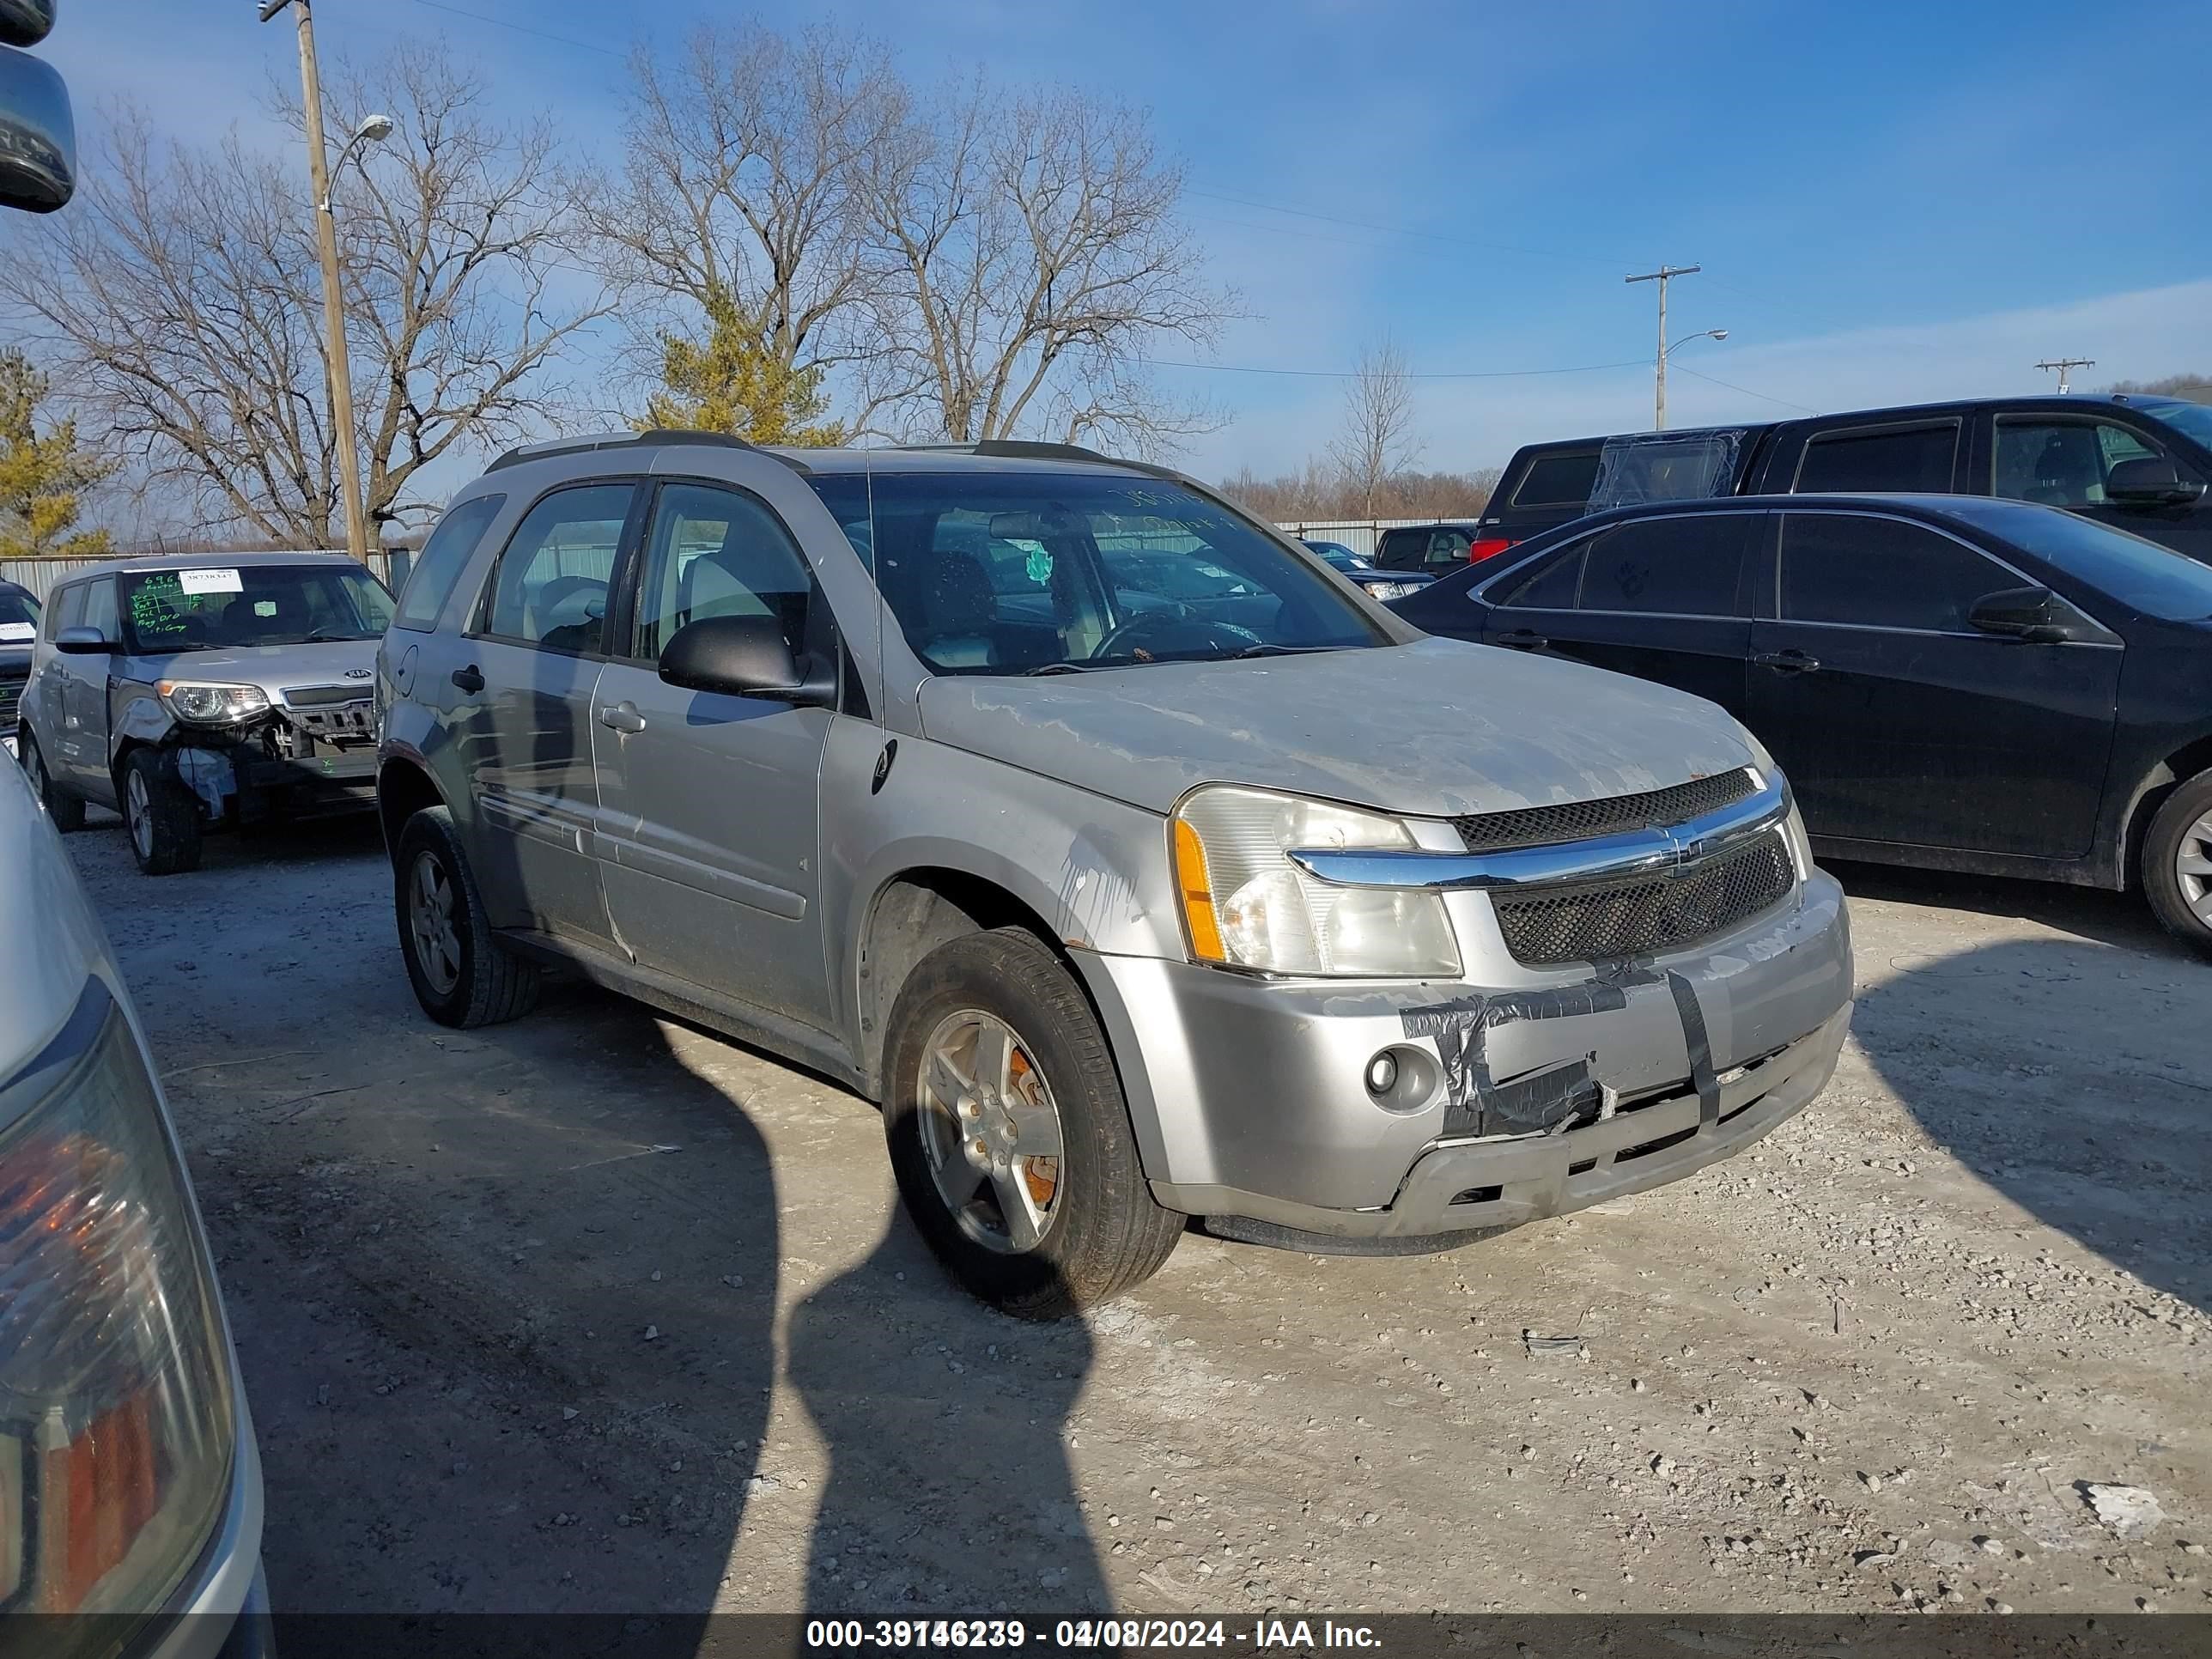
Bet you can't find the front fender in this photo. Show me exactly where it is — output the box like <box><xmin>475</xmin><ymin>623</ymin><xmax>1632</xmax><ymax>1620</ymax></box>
<box><xmin>109</xmin><ymin>686</ymin><xmax>178</xmax><ymax>766</ymax></box>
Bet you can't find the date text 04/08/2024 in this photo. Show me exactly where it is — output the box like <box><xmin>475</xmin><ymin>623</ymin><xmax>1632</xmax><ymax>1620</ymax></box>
<box><xmin>802</xmin><ymin>1620</ymin><xmax>1382</xmax><ymax>1650</ymax></box>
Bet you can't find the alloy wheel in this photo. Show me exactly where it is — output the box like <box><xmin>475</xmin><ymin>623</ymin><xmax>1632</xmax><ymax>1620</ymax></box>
<box><xmin>408</xmin><ymin>849</ymin><xmax>463</xmax><ymax>997</ymax></box>
<box><xmin>125</xmin><ymin>769</ymin><xmax>153</xmax><ymax>862</ymax></box>
<box><xmin>2179</xmin><ymin>805</ymin><xmax>2212</xmax><ymax>927</ymax></box>
<box><xmin>915</xmin><ymin>1009</ymin><xmax>1066</xmax><ymax>1255</ymax></box>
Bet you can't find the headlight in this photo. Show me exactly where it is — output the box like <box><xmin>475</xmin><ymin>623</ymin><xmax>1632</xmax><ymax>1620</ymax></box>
<box><xmin>1365</xmin><ymin>580</ymin><xmax>1422</xmax><ymax>601</ymax></box>
<box><xmin>0</xmin><ymin>983</ymin><xmax>234</xmax><ymax>1619</ymax></box>
<box><xmin>154</xmin><ymin>682</ymin><xmax>268</xmax><ymax>726</ymax></box>
<box><xmin>1172</xmin><ymin>786</ymin><xmax>1462</xmax><ymax>977</ymax></box>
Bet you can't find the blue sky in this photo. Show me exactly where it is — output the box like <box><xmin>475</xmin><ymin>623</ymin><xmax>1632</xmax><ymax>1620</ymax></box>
<box><xmin>24</xmin><ymin>0</ymin><xmax>2212</xmax><ymax>496</ymax></box>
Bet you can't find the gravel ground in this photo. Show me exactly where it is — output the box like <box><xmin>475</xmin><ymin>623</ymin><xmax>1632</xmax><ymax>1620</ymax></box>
<box><xmin>62</xmin><ymin>811</ymin><xmax>2209</xmax><ymax>1616</ymax></box>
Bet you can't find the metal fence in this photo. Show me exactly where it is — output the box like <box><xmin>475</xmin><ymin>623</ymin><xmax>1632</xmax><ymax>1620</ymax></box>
<box><xmin>1274</xmin><ymin>517</ymin><xmax>1486</xmax><ymax>559</ymax></box>
<box><xmin>2</xmin><ymin>548</ymin><xmax>410</xmax><ymax>604</ymax></box>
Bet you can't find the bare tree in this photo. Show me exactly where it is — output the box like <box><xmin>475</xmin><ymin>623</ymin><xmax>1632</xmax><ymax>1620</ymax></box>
<box><xmin>1</xmin><ymin>45</ymin><xmax>611</xmax><ymax>544</ymax></box>
<box><xmin>584</xmin><ymin>21</ymin><xmax>901</xmax><ymax>419</ymax></box>
<box><xmin>851</xmin><ymin>79</ymin><xmax>1233</xmax><ymax>458</ymax></box>
<box><xmin>1328</xmin><ymin>337</ymin><xmax>1420</xmax><ymax>515</ymax></box>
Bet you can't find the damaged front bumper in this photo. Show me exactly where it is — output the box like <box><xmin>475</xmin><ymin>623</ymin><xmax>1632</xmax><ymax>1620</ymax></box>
<box><xmin>162</xmin><ymin>733</ymin><xmax>379</xmax><ymax>828</ymax></box>
<box><xmin>1079</xmin><ymin>867</ymin><xmax>1852</xmax><ymax>1249</ymax></box>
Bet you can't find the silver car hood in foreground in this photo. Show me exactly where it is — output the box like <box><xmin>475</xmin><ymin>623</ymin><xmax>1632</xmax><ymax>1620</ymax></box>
<box><xmin>916</xmin><ymin>635</ymin><xmax>1760</xmax><ymax>819</ymax></box>
<box><xmin>126</xmin><ymin>639</ymin><xmax>379</xmax><ymax>695</ymax></box>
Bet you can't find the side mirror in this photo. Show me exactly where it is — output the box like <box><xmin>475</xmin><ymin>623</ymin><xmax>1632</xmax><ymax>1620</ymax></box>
<box><xmin>1967</xmin><ymin>586</ymin><xmax>2078</xmax><ymax>645</ymax></box>
<box><xmin>658</xmin><ymin>614</ymin><xmax>835</xmax><ymax>706</ymax></box>
<box><xmin>54</xmin><ymin>624</ymin><xmax>112</xmax><ymax>654</ymax></box>
<box><xmin>2104</xmin><ymin>455</ymin><xmax>2208</xmax><ymax>507</ymax></box>
<box><xmin>0</xmin><ymin>40</ymin><xmax>75</xmax><ymax>213</ymax></box>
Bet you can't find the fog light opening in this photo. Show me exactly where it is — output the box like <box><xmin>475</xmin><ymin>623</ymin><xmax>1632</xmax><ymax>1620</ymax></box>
<box><xmin>1364</xmin><ymin>1053</ymin><xmax>1399</xmax><ymax>1096</ymax></box>
<box><xmin>1364</xmin><ymin>1044</ymin><xmax>1438</xmax><ymax>1115</ymax></box>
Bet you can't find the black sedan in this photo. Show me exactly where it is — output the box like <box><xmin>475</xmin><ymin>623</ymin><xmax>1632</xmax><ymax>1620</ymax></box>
<box><xmin>1389</xmin><ymin>492</ymin><xmax>2212</xmax><ymax>953</ymax></box>
<box><xmin>1299</xmin><ymin>539</ymin><xmax>1436</xmax><ymax>602</ymax></box>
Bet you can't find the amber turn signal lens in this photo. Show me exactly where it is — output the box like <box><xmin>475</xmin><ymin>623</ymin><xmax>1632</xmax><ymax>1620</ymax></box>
<box><xmin>1172</xmin><ymin>817</ymin><xmax>1224</xmax><ymax>963</ymax></box>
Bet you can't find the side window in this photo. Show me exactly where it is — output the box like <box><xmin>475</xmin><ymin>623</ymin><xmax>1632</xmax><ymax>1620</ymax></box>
<box><xmin>1578</xmin><ymin>515</ymin><xmax>1747</xmax><ymax>617</ymax></box>
<box><xmin>1779</xmin><ymin>513</ymin><xmax>2009</xmax><ymax>634</ymax></box>
<box><xmin>1511</xmin><ymin>451</ymin><xmax>1601</xmax><ymax>508</ymax></box>
<box><xmin>1424</xmin><ymin>528</ymin><xmax>1470</xmax><ymax>568</ymax></box>
<box><xmin>81</xmin><ymin>578</ymin><xmax>119</xmax><ymax>641</ymax></box>
<box><xmin>632</xmin><ymin>483</ymin><xmax>817</xmax><ymax>664</ymax></box>
<box><xmin>1496</xmin><ymin>545</ymin><xmax>1586</xmax><ymax>610</ymax></box>
<box><xmin>478</xmin><ymin>484</ymin><xmax>634</xmax><ymax>653</ymax></box>
<box><xmin>1991</xmin><ymin>417</ymin><xmax>2166</xmax><ymax>507</ymax></box>
<box><xmin>393</xmin><ymin>493</ymin><xmax>507</xmax><ymax>632</ymax></box>
<box><xmin>1793</xmin><ymin>423</ymin><xmax>1959</xmax><ymax>493</ymax></box>
<box><xmin>1374</xmin><ymin>529</ymin><xmax>1422</xmax><ymax>571</ymax></box>
<box><xmin>50</xmin><ymin>583</ymin><xmax>87</xmax><ymax>638</ymax></box>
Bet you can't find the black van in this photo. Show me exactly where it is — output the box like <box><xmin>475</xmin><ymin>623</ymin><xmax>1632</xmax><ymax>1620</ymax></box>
<box><xmin>1480</xmin><ymin>394</ymin><xmax>2212</xmax><ymax>565</ymax></box>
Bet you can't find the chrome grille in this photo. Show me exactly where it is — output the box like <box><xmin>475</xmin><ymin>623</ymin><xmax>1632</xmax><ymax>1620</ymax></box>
<box><xmin>1491</xmin><ymin>832</ymin><xmax>1794</xmax><ymax>966</ymax></box>
<box><xmin>1455</xmin><ymin>769</ymin><xmax>1759</xmax><ymax>853</ymax></box>
<box><xmin>0</xmin><ymin>672</ymin><xmax>21</xmax><ymax>732</ymax></box>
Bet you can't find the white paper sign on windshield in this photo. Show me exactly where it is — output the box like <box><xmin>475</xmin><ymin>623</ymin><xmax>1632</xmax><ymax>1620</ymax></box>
<box><xmin>178</xmin><ymin>568</ymin><xmax>245</xmax><ymax>594</ymax></box>
<box><xmin>0</xmin><ymin>622</ymin><xmax>33</xmax><ymax>643</ymax></box>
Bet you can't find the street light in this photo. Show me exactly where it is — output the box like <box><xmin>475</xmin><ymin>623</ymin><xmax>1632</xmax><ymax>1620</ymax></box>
<box><xmin>1650</xmin><ymin>326</ymin><xmax>1728</xmax><ymax>431</ymax></box>
<box><xmin>260</xmin><ymin>0</ymin><xmax>374</xmax><ymax>562</ymax></box>
<box><xmin>1666</xmin><ymin>327</ymin><xmax>1729</xmax><ymax>356</ymax></box>
<box><xmin>320</xmin><ymin>112</ymin><xmax>393</xmax><ymax>212</ymax></box>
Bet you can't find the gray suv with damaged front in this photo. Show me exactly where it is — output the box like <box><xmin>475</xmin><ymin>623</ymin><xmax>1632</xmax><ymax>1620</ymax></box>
<box><xmin>19</xmin><ymin>552</ymin><xmax>394</xmax><ymax>874</ymax></box>
<box><xmin>374</xmin><ymin>432</ymin><xmax>1854</xmax><ymax>1316</ymax></box>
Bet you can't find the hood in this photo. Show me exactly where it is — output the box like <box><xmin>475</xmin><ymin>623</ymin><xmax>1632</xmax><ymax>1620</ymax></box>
<box><xmin>916</xmin><ymin>635</ymin><xmax>1759</xmax><ymax>818</ymax></box>
<box><xmin>125</xmin><ymin>639</ymin><xmax>380</xmax><ymax>697</ymax></box>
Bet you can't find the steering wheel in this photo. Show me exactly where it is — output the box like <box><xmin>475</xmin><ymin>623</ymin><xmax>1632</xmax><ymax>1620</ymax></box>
<box><xmin>1092</xmin><ymin>608</ymin><xmax>1263</xmax><ymax>661</ymax></box>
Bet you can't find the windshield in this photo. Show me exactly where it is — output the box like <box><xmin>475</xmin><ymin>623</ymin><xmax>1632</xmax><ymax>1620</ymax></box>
<box><xmin>809</xmin><ymin>471</ymin><xmax>1389</xmax><ymax>674</ymax></box>
<box><xmin>2137</xmin><ymin>397</ymin><xmax>2212</xmax><ymax>450</ymax></box>
<box><xmin>0</xmin><ymin>586</ymin><xmax>38</xmax><ymax>641</ymax></box>
<box><xmin>1944</xmin><ymin>499</ymin><xmax>2212</xmax><ymax>621</ymax></box>
<box><xmin>119</xmin><ymin>563</ymin><xmax>396</xmax><ymax>654</ymax></box>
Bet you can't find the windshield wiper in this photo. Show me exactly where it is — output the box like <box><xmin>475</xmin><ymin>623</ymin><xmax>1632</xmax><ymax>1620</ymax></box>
<box><xmin>1231</xmin><ymin>642</ymin><xmax>1336</xmax><ymax>659</ymax></box>
<box><xmin>1024</xmin><ymin>661</ymin><xmax>1096</xmax><ymax>676</ymax></box>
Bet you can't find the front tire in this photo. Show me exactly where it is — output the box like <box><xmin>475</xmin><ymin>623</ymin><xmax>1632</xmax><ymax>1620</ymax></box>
<box><xmin>393</xmin><ymin>805</ymin><xmax>541</xmax><ymax>1027</ymax></box>
<box><xmin>2143</xmin><ymin>769</ymin><xmax>2212</xmax><ymax>957</ymax></box>
<box><xmin>123</xmin><ymin>750</ymin><xmax>202</xmax><ymax>875</ymax></box>
<box><xmin>883</xmin><ymin>927</ymin><xmax>1182</xmax><ymax>1319</ymax></box>
<box><xmin>19</xmin><ymin>732</ymin><xmax>87</xmax><ymax>832</ymax></box>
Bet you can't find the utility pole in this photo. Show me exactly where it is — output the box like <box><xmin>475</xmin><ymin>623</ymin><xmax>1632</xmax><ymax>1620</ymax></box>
<box><xmin>262</xmin><ymin>0</ymin><xmax>368</xmax><ymax>562</ymax></box>
<box><xmin>1626</xmin><ymin>264</ymin><xmax>1699</xmax><ymax>430</ymax></box>
<box><xmin>2035</xmin><ymin>357</ymin><xmax>2095</xmax><ymax>395</ymax></box>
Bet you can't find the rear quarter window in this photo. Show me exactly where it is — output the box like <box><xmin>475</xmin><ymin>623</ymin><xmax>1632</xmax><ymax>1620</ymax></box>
<box><xmin>393</xmin><ymin>493</ymin><xmax>508</xmax><ymax>633</ymax></box>
<box><xmin>1511</xmin><ymin>451</ymin><xmax>1602</xmax><ymax>508</ymax></box>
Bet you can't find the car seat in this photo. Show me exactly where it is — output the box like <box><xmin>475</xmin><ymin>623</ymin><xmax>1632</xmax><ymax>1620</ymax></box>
<box><xmin>678</xmin><ymin>528</ymin><xmax>807</xmax><ymax>653</ymax></box>
<box><xmin>532</xmin><ymin>574</ymin><xmax>607</xmax><ymax>653</ymax></box>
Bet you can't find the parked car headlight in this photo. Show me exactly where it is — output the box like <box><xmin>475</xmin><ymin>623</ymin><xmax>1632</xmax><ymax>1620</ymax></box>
<box><xmin>154</xmin><ymin>682</ymin><xmax>269</xmax><ymax>726</ymax></box>
<box><xmin>1172</xmin><ymin>786</ymin><xmax>1462</xmax><ymax>977</ymax></box>
<box><xmin>0</xmin><ymin>983</ymin><xmax>234</xmax><ymax>1620</ymax></box>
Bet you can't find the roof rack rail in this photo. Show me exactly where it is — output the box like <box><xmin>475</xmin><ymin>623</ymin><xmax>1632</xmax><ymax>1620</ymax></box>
<box><xmin>894</xmin><ymin>437</ymin><xmax>1187</xmax><ymax>483</ymax></box>
<box><xmin>484</xmin><ymin>428</ymin><xmax>814</xmax><ymax>477</ymax></box>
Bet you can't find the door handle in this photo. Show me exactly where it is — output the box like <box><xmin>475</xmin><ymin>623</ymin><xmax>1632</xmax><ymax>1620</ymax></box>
<box><xmin>597</xmin><ymin>701</ymin><xmax>647</xmax><ymax>735</ymax></box>
<box><xmin>1752</xmin><ymin>649</ymin><xmax>1820</xmax><ymax>674</ymax></box>
<box><xmin>450</xmin><ymin>665</ymin><xmax>484</xmax><ymax>694</ymax></box>
<box><xmin>1495</xmin><ymin>629</ymin><xmax>1548</xmax><ymax>650</ymax></box>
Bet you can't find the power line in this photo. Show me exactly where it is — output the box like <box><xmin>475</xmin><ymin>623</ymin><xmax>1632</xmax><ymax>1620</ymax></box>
<box><xmin>398</xmin><ymin>0</ymin><xmax>626</xmax><ymax>58</ymax></box>
<box><xmin>1668</xmin><ymin>362</ymin><xmax>1819</xmax><ymax>415</ymax></box>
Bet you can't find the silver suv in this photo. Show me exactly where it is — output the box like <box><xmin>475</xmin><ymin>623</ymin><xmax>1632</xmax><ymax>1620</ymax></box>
<box><xmin>18</xmin><ymin>552</ymin><xmax>395</xmax><ymax>874</ymax></box>
<box><xmin>374</xmin><ymin>433</ymin><xmax>1854</xmax><ymax>1316</ymax></box>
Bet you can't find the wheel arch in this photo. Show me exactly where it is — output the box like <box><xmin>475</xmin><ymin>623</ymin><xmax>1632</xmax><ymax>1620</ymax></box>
<box><xmin>377</xmin><ymin>754</ymin><xmax>445</xmax><ymax>866</ymax></box>
<box><xmin>2118</xmin><ymin>732</ymin><xmax>2212</xmax><ymax>891</ymax></box>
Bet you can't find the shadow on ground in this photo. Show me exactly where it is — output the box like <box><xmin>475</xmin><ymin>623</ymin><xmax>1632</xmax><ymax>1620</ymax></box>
<box><xmin>1853</xmin><ymin>928</ymin><xmax>2211</xmax><ymax>1319</ymax></box>
<box><xmin>1829</xmin><ymin>857</ymin><xmax>2197</xmax><ymax>961</ymax></box>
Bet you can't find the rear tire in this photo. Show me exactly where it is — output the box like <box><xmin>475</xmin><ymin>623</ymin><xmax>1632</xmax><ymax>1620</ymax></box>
<box><xmin>394</xmin><ymin>805</ymin><xmax>541</xmax><ymax>1027</ymax></box>
<box><xmin>2142</xmin><ymin>769</ymin><xmax>2212</xmax><ymax>957</ymax></box>
<box><xmin>123</xmin><ymin>750</ymin><xmax>202</xmax><ymax>875</ymax></box>
<box><xmin>882</xmin><ymin>927</ymin><xmax>1182</xmax><ymax>1319</ymax></box>
<box><xmin>19</xmin><ymin>732</ymin><xmax>86</xmax><ymax>832</ymax></box>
